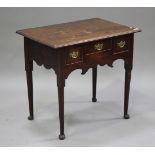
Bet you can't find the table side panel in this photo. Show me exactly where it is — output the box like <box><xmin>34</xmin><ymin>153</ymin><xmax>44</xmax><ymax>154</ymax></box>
<box><xmin>25</xmin><ymin>33</ymin><xmax>134</xmax><ymax>80</ymax></box>
<box><xmin>25</xmin><ymin>38</ymin><xmax>59</xmax><ymax>73</ymax></box>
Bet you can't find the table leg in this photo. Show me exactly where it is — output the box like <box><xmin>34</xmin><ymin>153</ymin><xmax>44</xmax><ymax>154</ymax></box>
<box><xmin>57</xmin><ymin>78</ymin><xmax>65</xmax><ymax>140</ymax></box>
<box><xmin>124</xmin><ymin>61</ymin><xmax>132</xmax><ymax>119</ymax></box>
<box><xmin>24</xmin><ymin>38</ymin><xmax>34</xmax><ymax>121</ymax></box>
<box><xmin>92</xmin><ymin>67</ymin><xmax>97</xmax><ymax>102</ymax></box>
<box><xmin>26</xmin><ymin>62</ymin><xmax>34</xmax><ymax>120</ymax></box>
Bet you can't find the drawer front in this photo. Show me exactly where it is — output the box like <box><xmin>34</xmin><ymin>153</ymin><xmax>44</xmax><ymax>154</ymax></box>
<box><xmin>64</xmin><ymin>35</ymin><xmax>130</xmax><ymax>66</ymax></box>
<box><xmin>114</xmin><ymin>35</ymin><xmax>129</xmax><ymax>53</ymax></box>
<box><xmin>84</xmin><ymin>38</ymin><xmax>112</xmax><ymax>55</ymax></box>
<box><xmin>65</xmin><ymin>45</ymin><xmax>83</xmax><ymax>65</ymax></box>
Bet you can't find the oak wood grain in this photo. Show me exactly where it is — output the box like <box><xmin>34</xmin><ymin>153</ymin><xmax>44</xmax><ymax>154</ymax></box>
<box><xmin>16</xmin><ymin>18</ymin><xmax>140</xmax><ymax>48</ymax></box>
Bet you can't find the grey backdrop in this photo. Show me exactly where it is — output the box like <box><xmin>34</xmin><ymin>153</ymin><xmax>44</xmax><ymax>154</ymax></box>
<box><xmin>0</xmin><ymin>8</ymin><xmax>155</xmax><ymax>146</ymax></box>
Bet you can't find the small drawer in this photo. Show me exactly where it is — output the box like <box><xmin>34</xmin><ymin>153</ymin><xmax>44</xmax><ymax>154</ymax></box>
<box><xmin>84</xmin><ymin>38</ymin><xmax>112</xmax><ymax>55</ymax></box>
<box><xmin>114</xmin><ymin>35</ymin><xmax>129</xmax><ymax>53</ymax></box>
<box><xmin>65</xmin><ymin>45</ymin><xmax>83</xmax><ymax>65</ymax></box>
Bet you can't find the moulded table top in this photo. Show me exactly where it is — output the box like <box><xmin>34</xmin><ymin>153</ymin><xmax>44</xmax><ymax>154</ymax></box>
<box><xmin>16</xmin><ymin>18</ymin><xmax>141</xmax><ymax>48</ymax></box>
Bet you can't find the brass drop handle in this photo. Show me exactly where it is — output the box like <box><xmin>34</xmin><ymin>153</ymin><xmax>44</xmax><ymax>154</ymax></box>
<box><xmin>117</xmin><ymin>40</ymin><xmax>126</xmax><ymax>48</ymax></box>
<box><xmin>94</xmin><ymin>43</ymin><xmax>104</xmax><ymax>51</ymax></box>
<box><xmin>69</xmin><ymin>50</ymin><xmax>79</xmax><ymax>59</ymax></box>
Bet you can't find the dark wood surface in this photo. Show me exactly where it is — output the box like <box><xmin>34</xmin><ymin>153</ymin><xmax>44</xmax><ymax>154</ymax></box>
<box><xmin>17</xmin><ymin>18</ymin><xmax>141</xmax><ymax>140</ymax></box>
<box><xmin>16</xmin><ymin>18</ymin><xmax>140</xmax><ymax>48</ymax></box>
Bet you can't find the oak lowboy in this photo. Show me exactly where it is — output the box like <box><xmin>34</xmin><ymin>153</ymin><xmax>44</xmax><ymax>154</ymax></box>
<box><xmin>16</xmin><ymin>18</ymin><xmax>141</xmax><ymax>140</ymax></box>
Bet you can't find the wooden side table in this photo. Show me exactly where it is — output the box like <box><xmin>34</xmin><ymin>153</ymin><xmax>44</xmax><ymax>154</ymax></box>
<box><xmin>16</xmin><ymin>18</ymin><xmax>141</xmax><ymax>140</ymax></box>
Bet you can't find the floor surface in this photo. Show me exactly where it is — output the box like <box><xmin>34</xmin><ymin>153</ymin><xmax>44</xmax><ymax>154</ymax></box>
<box><xmin>0</xmin><ymin>64</ymin><xmax>155</xmax><ymax>146</ymax></box>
